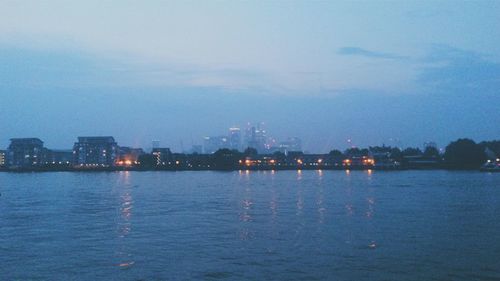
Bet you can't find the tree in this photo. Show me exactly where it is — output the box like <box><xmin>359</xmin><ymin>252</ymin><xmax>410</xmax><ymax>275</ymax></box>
<box><xmin>329</xmin><ymin>149</ymin><xmax>343</xmax><ymax>157</ymax></box>
<box><xmin>369</xmin><ymin>146</ymin><xmax>392</xmax><ymax>154</ymax></box>
<box><xmin>389</xmin><ymin>147</ymin><xmax>403</xmax><ymax>162</ymax></box>
<box><xmin>479</xmin><ymin>140</ymin><xmax>500</xmax><ymax>157</ymax></box>
<box><xmin>423</xmin><ymin>146</ymin><xmax>440</xmax><ymax>158</ymax></box>
<box><xmin>444</xmin><ymin>139</ymin><xmax>486</xmax><ymax>169</ymax></box>
<box><xmin>402</xmin><ymin>147</ymin><xmax>422</xmax><ymax>157</ymax></box>
<box><xmin>344</xmin><ymin>147</ymin><xmax>368</xmax><ymax>157</ymax></box>
<box><xmin>243</xmin><ymin>147</ymin><xmax>258</xmax><ymax>156</ymax></box>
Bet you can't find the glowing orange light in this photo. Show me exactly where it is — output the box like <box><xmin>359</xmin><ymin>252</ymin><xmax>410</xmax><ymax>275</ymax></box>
<box><xmin>317</xmin><ymin>159</ymin><xmax>323</xmax><ymax>164</ymax></box>
<box><xmin>297</xmin><ymin>159</ymin><xmax>303</xmax><ymax>165</ymax></box>
<box><xmin>362</xmin><ymin>158</ymin><xmax>375</xmax><ymax>165</ymax></box>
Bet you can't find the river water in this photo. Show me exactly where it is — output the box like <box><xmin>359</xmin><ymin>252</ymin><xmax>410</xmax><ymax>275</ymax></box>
<box><xmin>1</xmin><ymin>170</ymin><xmax>499</xmax><ymax>280</ymax></box>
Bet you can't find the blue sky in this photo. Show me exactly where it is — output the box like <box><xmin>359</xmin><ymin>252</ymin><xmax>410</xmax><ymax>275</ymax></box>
<box><xmin>0</xmin><ymin>1</ymin><xmax>499</xmax><ymax>152</ymax></box>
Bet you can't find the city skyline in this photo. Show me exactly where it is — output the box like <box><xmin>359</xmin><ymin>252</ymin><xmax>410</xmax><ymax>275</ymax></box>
<box><xmin>1</xmin><ymin>134</ymin><xmax>497</xmax><ymax>171</ymax></box>
<box><xmin>0</xmin><ymin>120</ymin><xmax>495</xmax><ymax>153</ymax></box>
<box><xmin>0</xmin><ymin>123</ymin><xmax>450</xmax><ymax>154</ymax></box>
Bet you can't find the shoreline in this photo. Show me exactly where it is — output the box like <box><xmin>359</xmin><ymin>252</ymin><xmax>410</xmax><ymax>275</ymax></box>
<box><xmin>0</xmin><ymin>167</ymin><xmax>491</xmax><ymax>173</ymax></box>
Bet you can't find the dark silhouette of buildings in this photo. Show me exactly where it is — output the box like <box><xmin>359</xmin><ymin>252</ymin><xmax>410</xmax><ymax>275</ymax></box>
<box><xmin>1</xmin><ymin>134</ymin><xmax>498</xmax><ymax>171</ymax></box>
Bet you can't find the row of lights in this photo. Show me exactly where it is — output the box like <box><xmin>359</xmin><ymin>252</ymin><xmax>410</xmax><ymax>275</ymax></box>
<box><xmin>240</xmin><ymin>158</ymin><xmax>325</xmax><ymax>167</ymax></box>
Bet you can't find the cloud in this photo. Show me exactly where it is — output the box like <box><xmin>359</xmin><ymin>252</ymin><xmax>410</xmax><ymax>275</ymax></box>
<box><xmin>417</xmin><ymin>45</ymin><xmax>500</xmax><ymax>95</ymax></box>
<box><xmin>337</xmin><ymin>47</ymin><xmax>407</xmax><ymax>60</ymax></box>
<box><xmin>0</xmin><ymin>45</ymin><xmax>276</xmax><ymax>93</ymax></box>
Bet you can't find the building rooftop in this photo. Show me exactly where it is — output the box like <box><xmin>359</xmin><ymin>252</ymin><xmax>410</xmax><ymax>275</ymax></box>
<box><xmin>9</xmin><ymin>138</ymin><xmax>44</xmax><ymax>145</ymax></box>
<box><xmin>77</xmin><ymin>136</ymin><xmax>116</xmax><ymax>143</ymax></box>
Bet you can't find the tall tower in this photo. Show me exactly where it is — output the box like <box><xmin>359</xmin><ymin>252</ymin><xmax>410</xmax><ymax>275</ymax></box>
<box><xmin>229</xmin><ymin>127</ymin><xmax>241</xmax><ymax>151</ymax></box>
<box><xmin>152</xmin><ymin>140</ymin><xmax>160</xmax><ymax>150</ymax></box>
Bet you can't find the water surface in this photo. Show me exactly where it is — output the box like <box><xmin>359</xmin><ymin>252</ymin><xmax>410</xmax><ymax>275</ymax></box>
<box><xmin>1</xmin><ymin>170</ymin><xmax>499</xmax><ymax>280</ymax></box>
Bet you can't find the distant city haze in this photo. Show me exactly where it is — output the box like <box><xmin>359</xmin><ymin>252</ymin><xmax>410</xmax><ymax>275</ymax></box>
<box><xmin>1</xmin><ymin>1</ymin><xmax>499</xmax><ymax>152</ymax></box>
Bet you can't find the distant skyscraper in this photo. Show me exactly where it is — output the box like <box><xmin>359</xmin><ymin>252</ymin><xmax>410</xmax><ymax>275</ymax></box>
<box><xmin>244</xmin><ymin>122</ymin><xmax>268</xmax><ymax>153</ymax></box>
<box><xmin>73</xmin><ymin>136</ymin><xmax>119</xmax><ymax>167</ymax></box>
<box><xmin>203</xmin><ymin>136</ymin><xmax>229</xmax><ymax>154</ymax></box>
<box><xmin>228</xmin><ymin>127</ymin><xmax>241</xmax><ymax>151</ymax></box>
<box><xmin>152</xmin><ymin>140</ymin><xmax>160</xmax><ymax>150</ymax></box>
<box><xmin>7</xmin><ymin>138</ymin><xmax>45</xmax><ymax>168</ymax></box>
<box><xmin>191</xmin><ymin>145</ymin><xmax>203</xmax><ymax>154</ymax></box>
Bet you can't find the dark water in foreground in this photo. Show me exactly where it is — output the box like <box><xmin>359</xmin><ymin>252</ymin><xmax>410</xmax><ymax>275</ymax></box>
<box><xmin>0</xmin><ymin>170</ymin><xmax>499</xmax><ymax>280</ymax></box>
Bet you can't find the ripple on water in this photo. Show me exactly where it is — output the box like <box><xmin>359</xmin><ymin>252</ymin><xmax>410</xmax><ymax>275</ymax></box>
<box><xmin>1</xmin><ymin>171</ymin><xmax>500</xmax><ymax>280</ymax></box>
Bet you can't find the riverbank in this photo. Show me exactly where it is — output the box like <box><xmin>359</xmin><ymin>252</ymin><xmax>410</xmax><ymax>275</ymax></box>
<box><xmin>0</xmin><ymin>166</ymin><xmax>491</xmax><ymax>172</ymax></box>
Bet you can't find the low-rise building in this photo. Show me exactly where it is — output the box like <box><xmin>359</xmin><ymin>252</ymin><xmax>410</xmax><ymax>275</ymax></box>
<box><xmin>73</xmin><ymin>136</ymin><xmax>118</xmax><ymax>167</ymax></box>
<box><xmin>116</xmin><ymin>147</ymin><xmax>145</xmax><ymax>166</ymax></box>
<box><xmin>43</xmin><ymin>149</ymin><xmax>73</xmax><ymax>166</ymax></box>
<box><xmin>0</xmin><ymin>150</ymin><xmax>6</xmax><ymax>167</ymax></box>
<box><xmin>152</xmin><ymin>148</ymin><xmax>172</xmax><ymax>166</ymax></box>
<box><xmin>7</xmin><ymin>138</ymin><xmax>45</xmax><ymax>169</ymax></box>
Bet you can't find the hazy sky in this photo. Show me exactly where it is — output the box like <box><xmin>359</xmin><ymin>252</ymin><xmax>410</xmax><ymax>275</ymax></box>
<box><xmin>1</xmin><ymin>1</ymin><xmax>499</xmax><ymax>152</ymax></box>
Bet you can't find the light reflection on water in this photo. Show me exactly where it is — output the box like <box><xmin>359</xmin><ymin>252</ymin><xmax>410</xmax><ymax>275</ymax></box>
<box><xmin>116</xmin><ymin>171</ymin><xmax>134</xmax><ymax>268</ymax></box>
<box><xmin>0</xmin><ymin>170</ymin><xmax>499</xmax><ymax>280</ymax></box>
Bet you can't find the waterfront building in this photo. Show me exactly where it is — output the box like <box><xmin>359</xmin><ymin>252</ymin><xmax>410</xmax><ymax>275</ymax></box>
<box><xmin>6</xmin><ymin>138</ymin><xmax>45</xmax><ymax>168</ymax></box>
<box><xmin>0</xmin><ymin>150</ymin><xmax>5</xmax><ymax>167</ymax></box>
<box><xmin>116</xmin><ymin>147</ymin><xmax>145</xmax><ymax>166</ymax></box>
<box><xmin>43</xmin><ymin>149</ymin><xmax>73</xmax><ymax>165</ymax></box>
<box><xmin>73</xmin><ymin>136</ymin><xmax>119</xmax><ymax>167</ymax></box>
<box><xmin>370</xmin><ymin>151</ymin><xmax>400</xmax><ymax>169</ymax></box>
<box><xmin>342</xmin><ymin>156</ymin><xmax>375</xmax><ymax>168</ymax></box>
<box><xmin>152</xmin><ymin>148</ymin><xmax>172</xmax><ymax>166</ymax></box>
<box><xmin>403</xmin><ymin>155</ymin><xmax>440</xmax><ymax>169</ymax></box>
